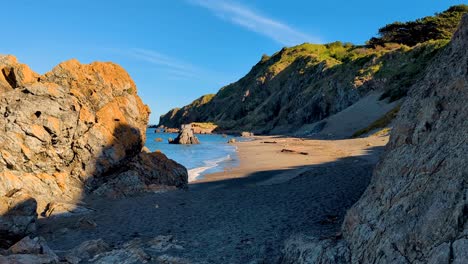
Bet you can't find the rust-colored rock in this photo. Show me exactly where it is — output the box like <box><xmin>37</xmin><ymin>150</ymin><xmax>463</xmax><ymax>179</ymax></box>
<box><xmin>0</xmin><ymin>56</ymin><xmax>188</xmax><ymax>247</ymax></box>
<box><xmin>0</xmin><ymin>55</ymin><xmax>39</xmax><ymax>92</ymax></box>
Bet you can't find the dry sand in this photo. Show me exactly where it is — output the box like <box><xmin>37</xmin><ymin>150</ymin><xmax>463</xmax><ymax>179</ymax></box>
<box><xmin>38</xmin><ymin>134</ymin><xmax>390</xmax><ymax>263</ymax></box>
<box><xmin>196</xmin><ymin>134</ymin><xmax>389</xmax><ymax>185</ymax></box>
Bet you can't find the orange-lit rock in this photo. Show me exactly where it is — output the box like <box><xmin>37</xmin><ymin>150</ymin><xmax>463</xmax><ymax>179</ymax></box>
<box><xmin>0</xmin><ymin>56</ymin><xmax>188</xmax><ymax>247</ymax></box>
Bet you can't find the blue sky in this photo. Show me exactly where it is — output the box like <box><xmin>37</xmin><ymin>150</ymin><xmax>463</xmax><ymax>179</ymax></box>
<box><xmin>2</xmin><ymin>0</ymin><xmax>466</xmax><ymax>124</ymax></box>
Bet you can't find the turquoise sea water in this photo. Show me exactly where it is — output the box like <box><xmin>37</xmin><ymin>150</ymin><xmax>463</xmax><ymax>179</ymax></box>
<box><xmin>145</xmin><ymin>132</ymin><xmax>240</xmax><ymax>182</ymax></box>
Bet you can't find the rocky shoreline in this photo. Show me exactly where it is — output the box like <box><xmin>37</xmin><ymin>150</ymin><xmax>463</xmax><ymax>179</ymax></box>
<box><xmin>1</xmin><ymin>11</ymin><xmax>467</xmax><ymax>264</ymax></box>
<box><xmin>0</xmin><ymin>56</ymin><xmax>188</xmax><ymax>261</ymax></box>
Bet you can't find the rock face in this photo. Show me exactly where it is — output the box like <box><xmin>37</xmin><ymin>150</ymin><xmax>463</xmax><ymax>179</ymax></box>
<box><xmin>0</xmin><ymin>56</ymin><xmax>188</xmax><ymax>247</ymax></box>
<box><xmin>169</xmin><ymin>124</ymin><xmax>200</xmax><ymax>144</ymax></box>
<box><xmin>159</xmin><ymin>38</ymin><xmax>445</xmax><ymax>135</ymax></box>
<box><xmin>282</xmin><ymin>14</ymin><xmax>468</xmax><ymax>264</ymax></box>
<box><xmin>159</xmin><ymin>7</ymin><xmax>467</xmax><ymax>135</ymax></box>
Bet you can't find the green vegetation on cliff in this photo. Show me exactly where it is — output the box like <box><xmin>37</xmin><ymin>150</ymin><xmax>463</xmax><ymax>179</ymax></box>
<box><xmin>368</xmin><ymin>5</ymin><xmax>468</xmax><ymax>46</ymax></box>
<box><xmin>159</xmin><ymin>6</ymin><xmax>466</xmax><ymax>134</ymax></box>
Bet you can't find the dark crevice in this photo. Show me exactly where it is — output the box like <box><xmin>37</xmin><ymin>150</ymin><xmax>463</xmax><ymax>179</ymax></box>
<box><xmin>2</xmin><ymin>67</ymin><xmax>18</xmax><ymax>88</ymax></box>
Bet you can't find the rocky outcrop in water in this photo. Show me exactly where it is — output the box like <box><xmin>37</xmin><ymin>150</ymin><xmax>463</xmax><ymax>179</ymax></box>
<box><xmin>282</xmin><ymin>14</ymin><xmax>468</xmax><ymax>264</ymax></box>
<box><xmin>0</xmin><ymin>56</ymin><xmax>188</xmax><ymax>247</ymax></box>
<box><xmin>169</xmin><ymin>124</ymin><xmax>200</xmax><ymax>144</ymax></box>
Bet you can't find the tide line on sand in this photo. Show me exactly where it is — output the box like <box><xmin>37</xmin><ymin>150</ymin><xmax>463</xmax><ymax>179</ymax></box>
<box><xmin>188</xmin><ymin>154</ymin><xmax>234</xmax><ymax>182</ymax></box>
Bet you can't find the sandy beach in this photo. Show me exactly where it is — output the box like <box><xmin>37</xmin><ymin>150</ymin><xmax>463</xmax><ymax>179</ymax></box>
<box><xmin>197</xmin><ymin>134</ymin><xmax>389</xmax><ymax>185</ymax></box>
<box><xmin>36</xmin><ymin>134</ymin><xmax>390</xmax><ymax>262</ymax></box>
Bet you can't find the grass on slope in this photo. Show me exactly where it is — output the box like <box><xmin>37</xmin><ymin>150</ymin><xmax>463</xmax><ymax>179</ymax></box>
<box><xmin>352</xmin><ymin>105</ymin><xmax>401</xmax><ymax>138</ymax></box>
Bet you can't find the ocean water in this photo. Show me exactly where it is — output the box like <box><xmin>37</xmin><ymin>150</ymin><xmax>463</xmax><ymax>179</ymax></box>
<box><xmin>145</xmin><ymin>132</ymin><xmax>240</xmax><ymax>182</ymax></box>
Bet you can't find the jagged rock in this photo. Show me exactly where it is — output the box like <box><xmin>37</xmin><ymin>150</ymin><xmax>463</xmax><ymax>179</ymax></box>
<box><xmin>8</xmin><ymin>236</ymin><xmax>56</xmax><ymax>257</ymax></box>
<box><xmin>340</xmin><ymin>14</ymin><xmax>468</xmax><ymax>264</ymax></box>
<box><xmin>0</xmin><ymin>236</ymin><xmax>59</xmax><ymax>264</ymax></box>
<box><xmin>0</xmin><ymin>55</ymin><xmax>39</xmax><ymax>92</ymax></box>
<box><xmin>169</xmin><ymin>124</ymin><xmax>200</xmax><ymax>144</ymax></box>
<box><xmin>228</xmin><ymin>138</ymin><xmax>236</xmax><ymax>144</ymax></box>
<box><xmin>0</xmin><ymin>191</ymin><xmax>37</xmax><ymax>248</ymax></box>
<box><xmin>281</xmin><ymin>14</ymin><xmax>468</xmax><ymax>264</ymax></box>
<box><xmin>281</xmin><ymin>236</ymin><xmax>349</xmax><ymax>264</ymax></box>
<box><xmin>64</xmin><ymin>239</ymin><xmax>111</xmax><ymax>263</ymax></box>
<box><xmin>0</xmin><ymin>56</ymin><xmax>188</xmax><ymax>246</ymax></box>
<box><xmin>92</xmin><ymin>152</ymin><xmax>188</xmax><ymax>197</ymax></box>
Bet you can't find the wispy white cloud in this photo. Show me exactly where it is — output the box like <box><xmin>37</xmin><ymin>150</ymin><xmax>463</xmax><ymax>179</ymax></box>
<box><xmin>188</xmin><ymin>0</ymin><xmax>320</xmax><ymax>46</ymax></box>
<box><xmin>128</xmin><ymin>48</ymin><xmax>202</xmax><ymax>79</ymax></box>
<box><xmin>111</xmin><ymin>48</ymin><xmax>231</xmax><ymax>85</ymax></box>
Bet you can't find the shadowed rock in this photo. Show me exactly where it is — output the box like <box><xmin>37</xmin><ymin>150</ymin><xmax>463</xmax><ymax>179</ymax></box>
<box><xmin>281</xmin><ymin>14</ymin><xmax>468</xmax><ymax>264</ymax></box>
<box><xmin>169</xmin><ymin>124</ymin><xmax>200</xmax><ymax>144</ymax></box>
<box><xmin>0</xmin><ymin>56</ymin><xmax>188</xmax><ymax>248</ymax></box>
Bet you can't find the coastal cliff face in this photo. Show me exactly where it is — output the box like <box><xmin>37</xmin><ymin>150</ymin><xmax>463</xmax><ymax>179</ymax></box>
<box><xmin>160</xmin><ymin>40</ymin><xmax>448</xmax><ymax>134</ymax></box>
<box><xmin>159</xmin><ymin>6</ymin><xmax>467</xmax><ymax>135</ymax></box>
<box><xmin>0</xmin><ymin>57</ymin><xmax>187</xmax><ymax>246</ymax></box>
<box><xmin>282</xmin><ymin>14</ymin><xmax>468</xmax><ymax>264</ymax></box>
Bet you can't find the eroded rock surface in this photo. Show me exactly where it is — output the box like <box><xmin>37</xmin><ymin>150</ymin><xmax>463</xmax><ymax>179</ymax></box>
<box><xmin>281</xmin><ymin>14</ymin><xmax>468</xmax><ymax>264</ymax></box>
<box><xmin>170</xmin><ymin>124</ymin><xmax>200</xmax><ymax>144</ymax></box>
<box><xmin>0</xmin><ymin>56</ymin><xmax>188</xmax><ymax>247</ymax></box>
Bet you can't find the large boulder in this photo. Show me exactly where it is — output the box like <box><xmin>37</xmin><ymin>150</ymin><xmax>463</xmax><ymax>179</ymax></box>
<box><xmin>169</xmin><ymin>124</ymin><xmax>200</xmax><ymax>144</ymax></box>
<box><xmin>281</xmin><ymin>14</ymin><xmax>468</xmax><ymax>264</ymax></box>
<box><xmin>0</xmin><ymin>57</ymin><xmax>188</xmax><ymax>231</ymax></box>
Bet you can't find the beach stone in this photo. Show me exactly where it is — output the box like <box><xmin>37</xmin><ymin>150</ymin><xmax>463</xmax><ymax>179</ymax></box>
<box><xmin>64</xmin><ymin>239</ymin><xmax>111</xmax><ymax>262</ymax></box>
<box><xmin>228</xmin><ymin>138</ymin><xmax>236</xmax><ymax>143</ymax></box>
<box><xmin>2</xmin><ymin>236</ymin><xmax>59</xmax><ymax>263</ymax></box>
<box><xmin>8</xmin><ymin>236</ymin><xmax>56</xmax><ymax>257</ymax></box>
<box><xmin>170</xmin><ymin>124</ymin><xmax>200</xmax><ymax>144</ymax></box>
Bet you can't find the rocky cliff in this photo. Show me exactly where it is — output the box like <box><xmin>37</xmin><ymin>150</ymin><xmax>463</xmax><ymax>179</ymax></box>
<box><xmin>282</xmin><ymin>14</ymin><xmax>468</xmax><ymax>264</ymax></box>
<box><xmin>159</xmin><ymin>6</ymin><xmax>467</xmax><ymax>135</ymax></box>
<box><xmin>0</xmin><ymin>56</ymin><xmax>187</xmax><ymax>247</ymax></box>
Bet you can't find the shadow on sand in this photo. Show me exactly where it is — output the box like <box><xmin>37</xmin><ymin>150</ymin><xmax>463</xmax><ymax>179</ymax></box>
<box><xmin>23</xmin><ymin>140</ymin><xmax>385</xmax><ymax>263</ymax></box>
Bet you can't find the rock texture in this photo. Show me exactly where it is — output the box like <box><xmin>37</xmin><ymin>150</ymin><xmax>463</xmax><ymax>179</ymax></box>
<box><xmin>159</xmin><ymin>6</ymin><xmax>466</xmax><ymax>135</ymax></box>
<box><xmin>159</xmin><ymin>41</ymin><xmax>445</xmax><ymax>136</ymax></box>
<box><xmin>169</xmin><ymin>124</ymin><xmax>200</xmax><ymax>144</ymax></box>
<box><xmin>0</xmin><ymin>56</ymin><xmax>188</xmax><ymax>247</ymax></box>
<box><xmin>0</xmin><ymin>191</ymin><xmax>37</xmax><ymax>248</ymax></box>
<box><xmin>281</xmin><ymin>14</ymin><xmax>468</xmax><ymax>264</ymax></box>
